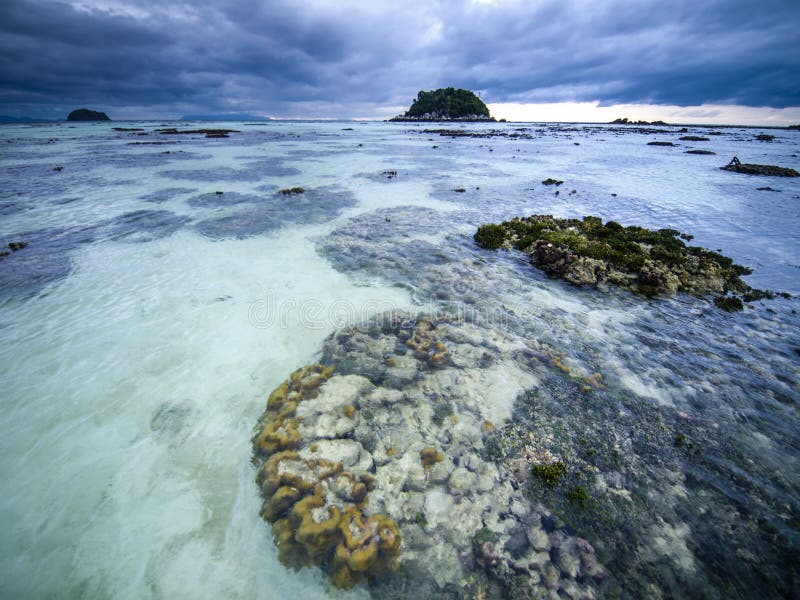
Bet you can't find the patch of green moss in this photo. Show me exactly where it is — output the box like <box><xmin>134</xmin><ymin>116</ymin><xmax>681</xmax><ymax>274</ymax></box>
<box><xmin>532</xmin><ymin>461</ymin><xmax>567</xmax><ymax>488</ymax></box>
<box><xmin>742</xmin><ymin>289</ymin><xmax>775</xmax><ymax>302</ymax></box>
<box><xmin>414</xmin><ymin>512</ymin><xmax>428</xmax><ymax>528</ymax></box>
<box><xmin>714</xmin><ymin>296</ymin><xmax>744</xmax><ymax>312</ymax></box>
<box><xmin>471</xmin><ymin>527</ymin><xmax>498</xmax><ymax>549</ymax></box>
<box><xmin>566</xmin><ymin>485</ymin><xmax>589</xmax><ymax>508</ymax></box>
<box><xmin>474</xmin><ymin>224</ymin><xmax>506</xmax><ymax>250</ymax></box>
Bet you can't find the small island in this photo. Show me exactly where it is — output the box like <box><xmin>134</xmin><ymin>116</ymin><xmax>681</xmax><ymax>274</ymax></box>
<box><xmin>390</xmin><ymin>87</ymin><xmax>495</xmax><ymax>122</ymax></box>
<box><xmin>67</xmin><ymin>108</ymin><xmax>110</xmax><ymax>121</ymax></box>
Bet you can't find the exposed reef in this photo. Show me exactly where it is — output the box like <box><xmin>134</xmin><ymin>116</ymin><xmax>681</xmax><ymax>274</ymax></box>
<box><xmin>720</xmin><ymin>157</ymin><xmax>799</xmax><ymax>177</ymax></box>
<box><xmin>67</xmin><ymin>108</ymin><xmax>110</xmax><ymax>121</ymax></box>
<box><xmin>390</xmin><ymin>88</ymin><xmax>495</xmax><ymax>122</ymax></box>
<box><xmin>474</xmin><ymin>214</ymin><xmax>766</xmax><ymax>306</ymax></box>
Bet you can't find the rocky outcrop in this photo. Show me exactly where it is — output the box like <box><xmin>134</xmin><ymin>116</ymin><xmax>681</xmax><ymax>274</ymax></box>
<box><xmin>66</xmin><ymin>108</ymin><xmax>110</xmax><ymax>121</ymax></box>
<box><xmin>473</xmin><ymin>214</ymin><xmax>772</xmax><ymax>308</ymax></box>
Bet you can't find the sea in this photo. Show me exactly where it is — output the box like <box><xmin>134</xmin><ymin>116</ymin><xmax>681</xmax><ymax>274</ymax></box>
<box><xmin>0</xmin><ymin>120</ymin><xmax>798</xmax><ymax>599</ymax></box>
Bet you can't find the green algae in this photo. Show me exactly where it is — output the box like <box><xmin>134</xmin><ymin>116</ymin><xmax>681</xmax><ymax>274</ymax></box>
<box><xmin>472</xmin><ymin>527</ymin><xmax>498</xmax><ymax>548</ymax></box>
<box><xmin>532</xmin><ymin>461</ymin><xmax>567</xmax><ymax>488</ymax></box>
<box><xmin>714</xmin><ymin>296</ymin><xmax>744</xmax><ymax>312</ymax></box>
<box><xmin>566</xmin><ymin>485</ymin><xmax>589</xmax><ymax>508</ymax></box>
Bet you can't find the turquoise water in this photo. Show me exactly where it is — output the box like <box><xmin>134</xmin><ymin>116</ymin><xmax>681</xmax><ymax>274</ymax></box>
<box><xmin>0</xmin><ymin>120</ymin><xmax>798</xmax><ymax>598</ymax></box>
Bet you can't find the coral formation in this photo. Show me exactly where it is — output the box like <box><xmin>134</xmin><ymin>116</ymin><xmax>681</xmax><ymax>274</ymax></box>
<box><xmin>252</xmin><ymin>364</ymin><xmax>401</xmax><ymax>589</ymax></box>
<box><xmin>253</xmin><ymin>315</ymin><xmax>608</xmax><ymax>597</ymax></box>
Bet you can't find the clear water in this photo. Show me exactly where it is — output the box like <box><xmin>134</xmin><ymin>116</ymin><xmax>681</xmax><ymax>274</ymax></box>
<box><xmin>0</xmin><ymin>120</ymin><xmax>798</xmax><ymax>598</ymax></box>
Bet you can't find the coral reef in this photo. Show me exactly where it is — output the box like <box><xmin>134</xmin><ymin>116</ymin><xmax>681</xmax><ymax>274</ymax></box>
<box><xmin>473</xmin><ymin>214</ymin><xmax>770</xmax><ymax>305</ymax></box>
<box><xmin>253</xmin><ymin>315</ymin><xmax>606</xmax><ymax>597</ymax></box>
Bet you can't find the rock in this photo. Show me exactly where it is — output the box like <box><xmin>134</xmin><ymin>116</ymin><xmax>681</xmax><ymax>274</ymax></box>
<box><xmin>685</xmin><ymin>149</ymin><xmax>716</xmax><ymax>155</ymax></box>
<box><xmin>67</xmin><ymin>108</ymin><xmax>110</xmax><ymax>121</ymax></box>
<box><xmin>8</xmin><ymin>241</ymin><xmax>28</xmax><ymax>251</ymax></box>
<box><xmin>647</xmin><ymin>141</ymin><xmax>674</xmax><ymax>146</ymax></box>
<box><xmin>528</xmin><ymin>526</ymin><xmax>551</xmax><ymax>552</ymax></box>
<box><xmin>721</xmin><ymin>156</ymin><xmax>799</xmax><ymax>177</ymax></box>
<box><xmin>542</xmin><ymin>564</ymin><xmax>561</xmax><ymax>589</ymax></box>
<box><xmin>678</xmin><ymin>136</ymin><xmax>709</xmax><ymax>141</ymax></box>
<box><xmin>542</xmin><ymin>178</ymin><xmax>563</xmax><ymax>186</ymax></box>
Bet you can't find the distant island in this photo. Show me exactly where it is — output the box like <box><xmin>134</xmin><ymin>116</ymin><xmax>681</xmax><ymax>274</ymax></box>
<box><xmin>390</xmin><ymin>87</ymin><xmax>495</xmax><ymax>122</ymax></box>
<box><xmin>610</xmin><ymin>117</ymin><xmax>668</xmax><ymax>126</ymax></box>
<box><xmin>67</xmin><ymin>108</ymin><xmax>110</xmax><ymax>121</ymax></box>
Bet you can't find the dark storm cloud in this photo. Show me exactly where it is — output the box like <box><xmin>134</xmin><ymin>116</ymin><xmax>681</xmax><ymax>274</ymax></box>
<box><xmin>0</xmin><ymin>0</ymin><xmax>797</xmax><ymax>118</ymax></box>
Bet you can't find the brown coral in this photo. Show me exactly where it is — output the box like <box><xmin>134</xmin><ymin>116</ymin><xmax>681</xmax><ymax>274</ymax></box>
<box><xmin>420</xmin><ymin>447</ymin><xmax>444</xmax><ymax>468</ymax></box>
<box><xmin>403</xmin><ymin>317</ymin><xmax>450</xmax><ymax>368</ymax></box>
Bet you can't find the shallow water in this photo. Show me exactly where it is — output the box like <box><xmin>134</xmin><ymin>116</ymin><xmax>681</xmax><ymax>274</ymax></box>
<box><xmin>0</xmin><ymin>120</ymin><xmax>798</xmax><ymax>599</ymax></box>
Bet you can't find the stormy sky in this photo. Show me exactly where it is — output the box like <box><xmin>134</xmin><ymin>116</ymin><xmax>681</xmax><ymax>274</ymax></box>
<box><xmin>0</xmin><ymin>0</ymin><xmax>798</xmax><ymax>121</ymax></box>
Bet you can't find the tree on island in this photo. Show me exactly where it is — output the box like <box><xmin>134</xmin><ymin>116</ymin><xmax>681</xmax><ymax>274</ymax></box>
<box><xmin>391</xmin><ymin>88</ymin><xmax>494</xmax><ymax>121</ymax></box>
<box><xmin>67</xmin><ymin>108</ymin><xmax>110</xmax><ymax>121</ymax></box>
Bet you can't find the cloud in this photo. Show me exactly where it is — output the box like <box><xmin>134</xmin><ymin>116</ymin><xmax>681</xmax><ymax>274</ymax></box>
<box><xmin>0</xmin><ymin>0</ymin><xmax>797</xmax><ymax>118</ymax></box>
